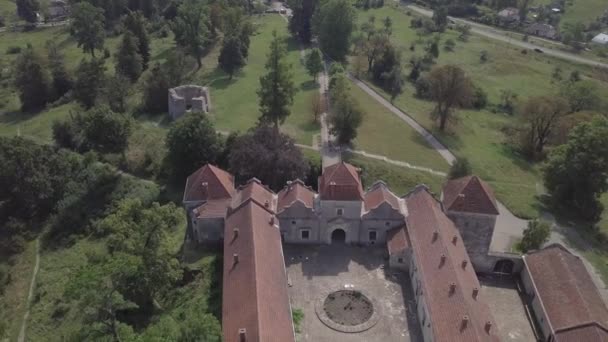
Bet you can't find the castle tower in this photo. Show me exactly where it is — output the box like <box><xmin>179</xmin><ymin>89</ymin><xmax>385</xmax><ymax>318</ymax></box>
<box><xmin>441</xmin><ymin>176</ymin><xmax>499</xmax><ymax>273</ymax></box>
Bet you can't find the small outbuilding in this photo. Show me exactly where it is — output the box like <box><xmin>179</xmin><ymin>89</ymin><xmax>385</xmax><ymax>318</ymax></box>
<box><xmin>526</xmin><ymin>23</ymin><xmax>558</xmax><ymax>39</ymax></box>
<box><xmin>592</xmin><ymin>33</ymin><xmax>608</xmax><ymax>45</ymax></box>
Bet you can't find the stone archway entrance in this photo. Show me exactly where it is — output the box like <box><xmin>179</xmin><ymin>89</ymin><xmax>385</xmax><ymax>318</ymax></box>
<box><xmin>493</xmin><ymin>259</ymin><xmax>515</xmax><ymax>274</ymax></box>
<box><xmin>331</xmin><ymin>229</ymin><xmax>346</xmax><ymax>244</ymax></box>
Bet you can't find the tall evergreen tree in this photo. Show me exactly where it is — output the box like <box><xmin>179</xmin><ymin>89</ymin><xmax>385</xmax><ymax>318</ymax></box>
<box><xmin>47</xmin><ymin>42</ymin><xmax>73</xmax><ymax>100</ymax></box>
<box><xmin>218</xmin><ymin>35</ymin><xmax>245</xmax><ymax>79</ymax></box>
<box><xmin>305</xmin><ymin>48</ymin><xmax>324</xmax><ymax>81</ymax></box>
<box><xmin>124</xmin><ymin>11</ymin><xmax>151</xmax><ymax>70</ymax></box>
<box><xmin>16</xmin><ymin>0</ymin><xmax>39</xmax><ymax>23</ymax></box>
<box><xmin>70</xmin><ymin>2</ymin><xmax>106</xmax><ymax>57</ymax></box>
<box><xmin>115</xmin><ymin>31</ymin><xmax>143</xmax><ymax>81</ymax></box>
<box><xmin>73</xmin><ymin>58</ymin><xmax>106</xmax><ymax>109</ymax></box>
<box><xmin>314</xmin><ymin>0</ymin><xmax>356</xmax><ymax>62</ymax></box>
<box><xmin>14</xmin><ymin>46</ymin><xmax>50</xmax><ymax>112</ymax></box>
<box><xmin>257</xmin><ymin>31</ymin><xmax>296</xmax><ymax>131</ymax></box>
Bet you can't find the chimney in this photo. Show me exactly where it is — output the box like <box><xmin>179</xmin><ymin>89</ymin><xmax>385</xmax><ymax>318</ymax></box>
<box><xmin>201</xmin><ymin>182</ymin><xmax>209</xmax><ymax>195</ymax></box>
<box><xmin>440</xmin><ymin>254</ymin><xmax>446</xmax><ymax>266</ymax></box>
<box><xmin>462</xmin><ymin>260</ymin><xmax>468</xmax><ymax>269</ymax></box>
<box><xmin>264</xmin><ymin>200</ymin><xmax>270</xmax><ymax>208</ymax></box>
<box><xmin>432</xmin><ymin>231</ymin><xmax>439</xmax><ymax>242</ymax></box>
<box><xmin>472</xmin><ymin>287</ymin><xmax>479</xmax><ymax>299</ymax></box>
<box><xmin>269</xmin><ymin>216</ymin><xmax>275</xmax><ymax>225</ymax></box>
<box><xmin>286</xmin><ymin>180</ymin><xmax>293</xmax><ymax>190</ymax></box>
<box><xmin>452</xmin><ymin>236</ymin><xmax>458</xmax><ymax>245</ymax></box>
<box><xmin>233</xmin><ymin>228</ymin><xmax>239</xmax><ymax>239</ymax></box>
<box><xmin>461</xmin><ymin>315</ymin><xmax>469</xmax><ymax>330</ymax></box>
<box><xmin>485</xmin><ymin>321</ymin><xmax>493</xmax><ymax>333</ymax></box>
<box><xmin>238</xmin><ymin>328</ymin><xmax>247</xmax><ymax>342</ymax></box>
<box><xmin>233</xmin><ymin>253</ymin><xmax>239</xmax><ymax>265</ymax></box>
<box><xmin>449</xmin><ymin>282</ymin><xmax>456</xmax><ymax>294</ymax></box>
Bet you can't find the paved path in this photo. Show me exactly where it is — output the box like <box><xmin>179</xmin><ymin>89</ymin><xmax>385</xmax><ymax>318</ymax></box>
<box><xmin>318</xmin><ymin>61</ymin><xmax>341</xmax><ymax>169</ymax></box>
<box><xmin>18</xmin><ymin>239</ymin><xmax>40</xmax><ymax>342</ymax></box>
<box><xmin>407</xmin><ymin>5</ymin><xmax>608</xmax><ymax>69</ymax></box>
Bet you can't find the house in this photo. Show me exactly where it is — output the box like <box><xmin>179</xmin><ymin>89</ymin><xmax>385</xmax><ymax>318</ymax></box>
<box><xmin>526</xmin><ymin>23</ymin><xmax>558</xmax><ymax>39</ymax></box>
<box><xmin>521</xmin><ymin>244</ymin><xmax>608</xmax><ymax>342</ymax></box>
<box><xmin>498</xmin><ymin>7</ymin><xmax>520</xmax><ymax>24</ymax></box>
<box><xmin>592</xmin><ymin>33</ymin><xmax>608</xmax><ymax>45</ymax></box>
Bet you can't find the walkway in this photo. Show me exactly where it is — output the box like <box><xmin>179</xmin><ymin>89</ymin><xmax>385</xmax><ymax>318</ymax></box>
<box><xmin>407</xmin><ymin>5</ymin><xmax>608</xmax><ymax>69</ymax></box>
<box><xmin>18</xmin><ymin>238</ymin><xmax>40</xmax><ymax>342</ymax></box>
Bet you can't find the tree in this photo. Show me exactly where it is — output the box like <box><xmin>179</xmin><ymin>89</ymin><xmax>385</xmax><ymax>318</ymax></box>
<box><xmin>382</xmin><ymin>16</ymin><xmax>392</xmax><ymax>36</ymax></box>
<box><xmin>13</xmin><ymin>46</ymin><xmax>50</xmax><ymax>111</ymax></box>
<box><xmin>115</xmin><ymin>31</ymin><xmax>143</xmax><ymax>82</ymax></box>
<box><xmin>360</xmin><ymin>32</ymin><xmax>389</xmax><ymax>72</ymax></box>
<box><xmin>218</xmin><ymin>35</ymin><xmax>246</xmax><ymax>79</ymax></box>
<box><xmin>73</xmin><ymin>58</ymin><xmax>106</xmax><ymax>109</ymax></box>
<box><xmin>432</xmin><ymin>6</ymin><xmax>448</xmax><ymax>32</ymax></box>
<box><xmin>47</xmin><ymin>41</ymin><xmax>73</xmax><ymax>100</ymax></box>
<box><xmin>69</xmin><ymin>105</ymin><xmax>133</xmax><ymax>154</ymax></box>
<box><xmin>519</xmin><ymin>220</ymin><xmax>550</xmax><ymax>252</ymax></box>
<box><xmin>257</xmin><ymin>31</ymin><xmax>296</xmax><ymax>131</ymax></box>
<box><xmin>228</xmin><ymin>125</ymin><xmax>310</xmax><ymax>191</ymax></box>
<box><xmin>518</xmin><ymin>96</ymin><xmax>568</xmax><ymax>159</ymax></box>
<box><xmin>305</xmin><ymin>48</ymin><xmax>324</xmax><ymax>81</ymax></box>
<box><xmin>444</xmin><ymin>39</ymin><xmax>455</xmax><ymax>52</ymax></box>
<box><xmin>383</xmin><ymin>64</ymin><xmax>405</xmax><ymax>103</ymax></box>
<box><xmin>124</xmin><ymin>11</ymin><xmax>150</xmax><ymax>70</ymax></box>
<box><xmin>171</xmin><ymin>0</ymin><xmax>213</xmax><ymax>68</ymax></box>
<box><xmin>105</xmin><ymin>75</ymin><xmax>130</xmax><ymax>113</ymax></box>
<box><xmin>560</xmin><ymin>80</ymin><xmax>601</xmax><ymax>113</ymax></box>
<box><xmin>455</xmin><ymin>23</ymin><xmax>471</xmax><ymax>41</ymax></box>
<box><xmin>428</xmin><ymin>65</ymin><xmax>473</xmax><ymax>131</ymax></box>
<box><xmin>165</xmin><ymin>112</ymin><xmax>223</xmax><ymax>180</ymax></box>
<box><xmin>328</xmin><ymin>74</ymin><xmax>363</xmax><ymax>145</ymax></box>
<box><xmin>543</xmin><ymin>117</ymin><xmax>608</xmax><ymax>222</ymax></box>
<box><xmin>141</xmin><ymin>52</ymin><xmax>187</xmax><ymax>113</ymax></box>
<box><xmin>70</xmin><ymin>2</ymin><xmax>105</xmax><ymax>57</ymax></box>
<box><xmin>448</xmin><ymin>158</ymin><xmax>472</xmax><ymax>179</ymax></box>
<box><xmin>315</xmin><ymin>0</ymin><xmax>356</xmax><ymax>61</ymax></box>
<box><xmin>288</xmin><ymin>0</ymin><xmax>317</xmax><ymax>43</ymax></box>
<box><xmin>561</xmin><ymin>22</ymin><xmax>585</xmax><ymax>51</ymax></box>
<box><xmin>16</xmin><ymin>0</ymin><xmax>39</xmax><ymax>23</ymax></box>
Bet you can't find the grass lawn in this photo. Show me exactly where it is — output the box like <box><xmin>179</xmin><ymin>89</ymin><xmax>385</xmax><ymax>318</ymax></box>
<box><xmin>188</xmin><ymin>14</ymin><xmax>320</xmax><ymax>145</ymax></box>
<box><xmin>351</xmin><ymin>84</ymin><xmax>450</xmax><ymax>172</ymax></box>
<box><xmin>352</xmin><ymin>5</ymin><xmax>608</xmax><ymax>218</ymax></box>
<box><xmin>0</xmin><ymin>240</ymin><xmax>37</xmax><ymax>341</ymax></box>
<box><xmin>558</xmin><ymin>0</ymin><xmax>608</xmax><ymax>28</ymax></box>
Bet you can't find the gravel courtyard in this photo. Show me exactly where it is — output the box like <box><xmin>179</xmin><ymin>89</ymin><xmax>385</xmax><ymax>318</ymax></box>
<box><xmin>284</xmin><ymin>244</ymin><xmax>423</xmax><ymax>342</ymax></box>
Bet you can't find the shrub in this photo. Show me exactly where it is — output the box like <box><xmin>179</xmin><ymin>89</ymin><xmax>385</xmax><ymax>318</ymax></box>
<box><xmin>471</xmin><ymin>85</ymin><xmax>488</xmax><ymax>109</ymax></box>
<box><xmin>519</xmin><ymin>220</ymin><xmax>550</xmax><ymax>252</ymax></box>
<box><xmin>6</xmin><ymin>46</ymin><xmax>21</xmax><ymax>54</ymax></box>
<box><xmin>448</xmin><ymin>158</ymin><xmax>472</xmax><ymax>179</ymax></box>
<box><xmin>414</xmin><ymin>75</ymin><xmax>431</xmax><ymax>99</ymax></box>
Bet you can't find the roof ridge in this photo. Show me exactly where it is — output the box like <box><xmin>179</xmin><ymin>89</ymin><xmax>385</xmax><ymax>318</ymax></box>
<box><xmin>247</xmin><ymin>203</ymin><xmax>263</xmax><ymax>341</ymax></box>
<box><xmin>554</xmin><ymin>321</ymin><xmax>608</xmax><ymax>334</ymax></box>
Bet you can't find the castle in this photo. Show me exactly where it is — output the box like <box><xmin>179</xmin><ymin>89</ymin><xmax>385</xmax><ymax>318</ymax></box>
<box><xmin>182</xmin><ymin>162</ymin><xmax>608</xmax><ymax>342</ymax></box>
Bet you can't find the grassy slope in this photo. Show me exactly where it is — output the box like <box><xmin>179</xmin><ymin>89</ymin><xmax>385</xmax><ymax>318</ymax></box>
<box><xmin>0</xmin><ymin>240</ymin><xmax>37</xmax><ymax>341</ymax></box>
<box><xmin>559</xmin><ymin>0</ymin><xmax>608</xmax><ymax>28</ymax></box>
<box><xmin>351</xmin><ymin>84</ymin><xmax>450</xmax><ymax>172</ymax></box>
<box><xmin>354</xmin><ymin>5</ymin><xmax>608</xmax><ymax>218</ymax></box>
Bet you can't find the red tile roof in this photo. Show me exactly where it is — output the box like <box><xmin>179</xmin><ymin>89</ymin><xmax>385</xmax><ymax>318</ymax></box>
<box><xmin>442</xmin><ymin>176</ymin><xmax>499</xmax><ymax>215</ymax></box>
<box><xmin>183</xmin><ymin>164</ymin><xmax>234</xmax><ymax>202</ymax></box>
<box><xmin>364</xmin><ymin>181</ymin><xmax>401</xmax><ymax>211</ymax></box>
<box><xmin>231</xmin><ymin>178</ymin><xmax>276</xmax><ymax>214</ymax></box>
<box><xmin>277</xmin><ymin>179</ymin><xmax>316</xmax><ymax>213</ymax></box>
<box><xmin>318</xmin><ymin>162</ymin><xmax>364</xmax><ymax>201</ymax></box>
<box><xmin>405</xmin><ymin>186</ymin><xmax>500</xmax><ymax>342</ymax></box>
<box><xmin>222</xmin><ymin>200</ymin><xmax>295</xmax><ymax>342</ymax></box>
<box><xmin>387</xmin><ymin>225</ymin><xmax>409</xmax><ymax>255</ymax></box>
<box><xmin>554</xmin><ymin>323</ymin><xmax>608</xmax><ymax>342</ymax></box>
<box><xmin>193</xmin><ymin>199</ymin><xmax>231</xmax><ymax>219</ymax></box>
<box><xmin>524</xmin><ymin>244</ymin><xmax>608</xmax><ymax>341</ymax></box>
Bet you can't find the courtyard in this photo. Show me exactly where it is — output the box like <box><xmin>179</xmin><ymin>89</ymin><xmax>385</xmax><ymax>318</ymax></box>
<box><xmin>284</xmin><ymin>244</ymin><xmax>423</xmax><ymax>342</ymax></box>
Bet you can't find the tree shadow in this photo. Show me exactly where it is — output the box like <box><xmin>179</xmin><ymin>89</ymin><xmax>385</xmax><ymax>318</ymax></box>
<box><xmin>0</xmin><ymin>109</ymin><xmax>43</xmax><ymax>126</ymax></box>
<box><xmin>300</xmin><ymin>79</ymin><xmax>318</xmax><ymax>91</ymax></box>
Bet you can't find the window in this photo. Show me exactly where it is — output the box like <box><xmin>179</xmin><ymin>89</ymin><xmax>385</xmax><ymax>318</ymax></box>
<box><xmin>301</xmin><ymin>230</ymin><xmax>310</xmax><ymax>240</ymax></box>
<box><xmin>398</xmin><ymin>257</ymin><xmax>404</xmax><ymax>263</ymax></box>
<box><xmin>336</xmin><ymin>208</ymin><xmax>344</xmax><ymax>216</ymax></box>
<box><xmin>369</xmin><ymin>231</ymin><xmax>377</xmax><ymax>241</ymax></box>
<box><xmin>385</xmin><ymin>221</ymin><xmax>390</xmax><ymax>227</ymax></box>
<box><xmin>291</xmin><ymin>220</ymin><xmax>296</xmax><ymax>225</ymax></box>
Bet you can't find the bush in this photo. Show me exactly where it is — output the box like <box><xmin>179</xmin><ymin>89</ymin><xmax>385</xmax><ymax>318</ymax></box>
<box><xmin>6</xmin><ymin>46</ymin><xmax>21</xmax><ymax>54</ymax></box>
<box><xmin>448</xmin><ymin>158</ymin><xmax>472</xmax><ymax>179</ymax></box>
<box><xmin>471</xmin><ymin>85</ymin><xmax>488</xmax><ymax>109</ymax></box>
<box><xmin>414</xmin><ymin>75</ymin><xmax>431</xmax><ymax>99</ymax></box>
<box><xmin>519</xmin><ymin>220</ymin><xmax>550</xmax><ymax>253</ymax></box>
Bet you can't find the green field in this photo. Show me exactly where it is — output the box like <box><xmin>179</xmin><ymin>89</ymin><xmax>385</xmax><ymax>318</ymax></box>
<box><xmin>352</xmin><ymin>5</ymin><xmax>608</xmax><ymax>218</ymax></box>
<box><xmin>534</xmin><ymin>0</ymin><xmax>608</xmax><ymax>28</ymax></box>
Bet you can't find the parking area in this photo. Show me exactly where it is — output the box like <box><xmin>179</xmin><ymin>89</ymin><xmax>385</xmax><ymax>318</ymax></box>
<box><xmin>284</xmin><ymin>244</ymin><xmax>423</xmax><ymax>342</ymax></box>
<box><xmin>480</xmin><ymin>275</ymin><xmax>538</xmax><ymax>342</ymax></box>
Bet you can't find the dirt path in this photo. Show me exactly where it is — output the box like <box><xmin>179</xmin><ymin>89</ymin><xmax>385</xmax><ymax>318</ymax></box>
<box><xmin>17</xmin><ymin>239</ymin><xmax>40</xmax><ymax>342</ymax></box>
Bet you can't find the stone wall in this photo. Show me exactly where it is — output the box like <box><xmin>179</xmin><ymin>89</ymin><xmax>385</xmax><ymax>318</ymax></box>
<box><xmin>168</xmin><ymin>85</ymin><xmax>211</xmax><ymax>120</ymax></box>
<box><xmin>277</xmin><ymin>201</ymin><xmax>320</xmax><ymax>244</ymax></box>
<box><xmin>447</xmin><ymin>211</ymin><xmax>496</xmax><ymax>272</ymax></box>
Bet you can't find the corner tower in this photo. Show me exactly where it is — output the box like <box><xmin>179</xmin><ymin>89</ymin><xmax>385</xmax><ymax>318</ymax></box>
<box><xmin>441</xmin><ymin>176</ymin><xmax>499</xmax><ymax>273</ymax></box>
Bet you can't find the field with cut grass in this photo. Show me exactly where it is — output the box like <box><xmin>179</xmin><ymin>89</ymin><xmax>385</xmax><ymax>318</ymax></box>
<box><xmin>352</xmin><ymin>4</ymin><xmax>608</xmax><ymax>218</ymax></box>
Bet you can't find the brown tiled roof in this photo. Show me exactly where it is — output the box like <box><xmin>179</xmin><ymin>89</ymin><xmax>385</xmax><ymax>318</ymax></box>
<box><xmin>364</xmin><ymin>181</ymin><xmax>400</xmax><ymax>211</ymax></box>
<box><xmin>318</xmin><ymin>162</ymin><xmax>364</xmax><ymax>201</ymax></box>
<box><xmin>554</xmin><ymin>323</ymin><xmax>608</xmax><ymax>342</ymax></box>
<box><xmin>277</xmin><ymin>179</ymin><xmax>316</xmax><ymax>213</ymax></box>
<box><xmin>405</xmin><ymin>186</ymin><xmax>500</xmax><ymax>342</ymax></box>
<box><xmin>222</xmin><ymin>200</ymin><xmax>295</xmax><ymax>342</ymax></box>
<box><xmin>386</xmin><ymin>225</ymin><xmax>409</xmax><ymax>255</ymax></box>
<box><xmin>231</xmin><ymin>178</ymin><xmax>276</xmax><ymax>214</ymax></box>
<box><xmin>183</xmin><ymin>164</ymin><xmax>234</xmax><ymax>202</ymax></box>
<box><xmin>524</xmin><ymin>244</ymin><xmax>608</xmax><ymax>340</ymax></box>
<box><xmin>442</xmin><ymin>176</ymin><xmax>499</xmax><ymax>215</ymax></box>
<box><xmin>193</xmin><ymin>198</ymin><xmax>231</xmax><ymax>219</ymax></box>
